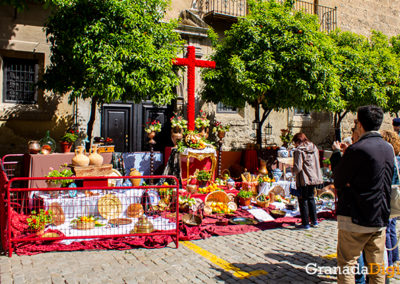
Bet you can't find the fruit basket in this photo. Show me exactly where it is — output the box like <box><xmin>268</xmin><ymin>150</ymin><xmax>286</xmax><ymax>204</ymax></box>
<box><xmin>256</xmin><ymin>194</ymin><xmax>270</xmax><ymax>208</ymax></box>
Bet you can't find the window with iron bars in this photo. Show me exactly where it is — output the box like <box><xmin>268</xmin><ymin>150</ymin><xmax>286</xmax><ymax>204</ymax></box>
<box><xmin>217</xmin><ymin>102</ymin><xmax>237</xmax><ymax>113</ymax></box>
<box><xmin>3</xmin><ymin>57</ymin><xmax>38</xmax><ymax>104</ymax></box>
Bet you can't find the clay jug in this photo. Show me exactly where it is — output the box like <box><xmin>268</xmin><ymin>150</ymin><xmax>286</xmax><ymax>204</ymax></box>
<box><xmin>72</xmin><ymin>146</ymin><xmax>90</xmax><ymax>167</ymax></box>
<box><xmin>88</xmin><ymin>145</ymin><xmax>103</xmax><ymax>166</ymax></box>
<box><xmin>171</xmin><ymin>127</ymin><xmax>183</xmax><ymax>147</ymax></box>
<box><xmin>259</xmin><ymin>159</ymin><xmax>268</xmax><ymax>175</ymax></box>
<box><xmin>129</xmin><ymin>168</ymin><xmax>142</xmax><ymax>187</ymax></box>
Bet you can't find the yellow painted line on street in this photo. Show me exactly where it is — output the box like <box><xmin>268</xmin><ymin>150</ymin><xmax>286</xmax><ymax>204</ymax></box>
<box><xmin>181</xmin><ymin>241</ymin><xmax>268</xmax><ymax>279</ymax></box>
<box><xmin>323</xmin><ymin>253</ymin><xmax>337</xmax><ymax>259</ymax></box>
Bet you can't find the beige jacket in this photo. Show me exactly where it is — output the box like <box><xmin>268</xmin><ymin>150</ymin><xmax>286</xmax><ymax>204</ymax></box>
<box><xmin>293</xmin><ymin>142</ymin><xmax>323</xmax><ymax>188</ymax></box>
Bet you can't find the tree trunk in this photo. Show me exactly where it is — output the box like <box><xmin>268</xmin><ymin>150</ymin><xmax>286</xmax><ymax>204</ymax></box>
<box><xmin>86</xmin><ymin>98</ymin><xmax>98</xmax><ymax>151</ymax></box>
<box><xmin>334</xmin><ymin>111</ymin><xmax>348</xmax><ymax>141</ymax></box>
<box><xmin>255</xmin><ymin>104</ymin><xmax>261</xmax><ymax>147</ymax></box>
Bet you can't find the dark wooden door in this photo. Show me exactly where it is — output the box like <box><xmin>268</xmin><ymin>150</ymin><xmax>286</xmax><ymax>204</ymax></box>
<box><xmin>102</xmin><ymin>104</ymin><xmax>133</xmax><ymax>152</ymax></box>
<box><xmin>141</xmin><ymin>102</ymin><xmax>174</xmax><ymax>152</ymax></box>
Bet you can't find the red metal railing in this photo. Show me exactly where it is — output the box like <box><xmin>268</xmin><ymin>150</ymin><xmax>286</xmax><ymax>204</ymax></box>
<box><xmin>2</xmin><ymin>174</ymin><xmax>180</xmax><ymax>257</ymax></box>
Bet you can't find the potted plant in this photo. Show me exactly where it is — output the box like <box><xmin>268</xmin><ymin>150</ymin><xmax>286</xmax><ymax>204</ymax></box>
<box><xmin>212</xmin><ymin>121</ymin><xmax>230</xmax><ymax>140</ymax></box>
<box><xmin>195</xmin><ymin>110</ymin><xmax>210</xmax><ymax>138</ymax></box>
<box><xmin>144</xmin><ymin>120</ymin><xmax>162</xmax><ymax>144</ymax></box>
<box><xmin>60</xmin><ymin>130</ymin><xmax>78</xmax><ymax>153</ymax></box>
<box><xmin>195</xmin><ymin>168</ymin><xmax>212</xmax><ymax>188</ymax></box>
<box><xmin>279</xmin><ymin>128</ymin><xmax>293</xmax><ymax>148</ymax></box>
<box><xmin>237</xmin><ymin>190</ymin><xmax>253</xmax><ymax>206</ymax></box>
<box><xmin>27</xmin><ymin>209</ymin><xmax>53</xmax><ymax>235</ymax></box>
<box><xmin>170</xmin><ymin>113</ymin><xmax>187</xmax><ymax>146</ymax></box>
<box><xmin>178</xmin><ymin>193</ymin><xmax>196</xmax><ymax>212</ymax></box>
<box><xmin>45</xmin><ymin>164</ymin><xmax>74</xmax><ymax>195</ymax></box>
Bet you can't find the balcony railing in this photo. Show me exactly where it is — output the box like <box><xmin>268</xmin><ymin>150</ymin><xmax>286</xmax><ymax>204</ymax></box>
<box><xmin>278</xmin><ymin>0</ymin><xmax>337</xmax><ymax>32</ymax></box>
<box><xmin>200</xmin><ymin>0</ymin><xmax>247</xmax><ymax>21</ymax></box>
<box><xmin>199</xmin><ymin>0</ymin><xmax>337</xmax><ymax>32</ymax></box>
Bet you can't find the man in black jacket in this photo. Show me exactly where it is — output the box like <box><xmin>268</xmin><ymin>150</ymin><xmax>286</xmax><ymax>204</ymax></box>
<box><xmin>333</xmin><ymin>105</ymin><xmax>393</xmax><ymax>284</ymax></box>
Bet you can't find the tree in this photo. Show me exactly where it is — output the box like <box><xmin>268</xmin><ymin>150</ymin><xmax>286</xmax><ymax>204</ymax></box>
<box><xmin>201</xmin><ymin>0</ymin><xmax>340</xmax><ymax>146</ymax></box>
<box><xmin>329</xmin><ymin>30</ymin><xmax>400</xmax><ymax>139</ymax></box>
<box><xmin>41</xmin><ymin>0</ymin><xmax>184</xmax><ymax>143</ymax></box>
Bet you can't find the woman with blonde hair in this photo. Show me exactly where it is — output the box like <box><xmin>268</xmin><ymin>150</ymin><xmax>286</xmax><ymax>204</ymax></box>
<box><xmin>381</xmin><ymin>130</ymin><xmax>400</xmax><ymax>267</ymax></box>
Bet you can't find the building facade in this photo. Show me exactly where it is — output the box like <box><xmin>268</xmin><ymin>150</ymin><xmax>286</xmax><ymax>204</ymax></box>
<box><xmin>0</xmin><ymin>0</ymin><xmax>399</xmax><ymax>156</ymax></box>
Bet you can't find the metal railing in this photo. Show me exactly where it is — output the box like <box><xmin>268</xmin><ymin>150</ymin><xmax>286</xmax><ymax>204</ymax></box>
<box><xmin>199</xmin><ymin>0</ymin><xmax>337</xmax><ymax>32</ymax></box>
<box><xmin>201</xmin><ymin>0</ymin><xmax>247</xmax><ymax>18</ymax></box>
<box><xmin>278</xmin><ymin>0</ymin><xmax>337</xmax><ymax>32</ymax></box>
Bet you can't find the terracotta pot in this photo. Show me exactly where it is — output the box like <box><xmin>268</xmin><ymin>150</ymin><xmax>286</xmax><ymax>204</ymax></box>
<box><xmin>148</xmin><ymin>131</ymin><xmax>156</xmax><ymax>144</ymax></box>
<box><xmin>28</xmin><ymin>140</ymin><xmax>41</xmax><ymax>154</ymax></box>
<box><xmin>60</xmin><ymin>141</ymin><xmax>73</xmax><ymax>153</ymax></box>
<box><xmin>259</xmin><ymin>159</ymin><xmax>268</xmax><ymax>175</ymax></box>
<box><xmin>217</xmin><ymin>131</ymin><xmax>225</xmax><ymax>140</ymax></box>
<box><xmin>129</xmin><ymin>168</ymin><xmax>142</xmax><ymax>187</ymax></box>
<box><xmin>88</xmin><ymin>145</ymin><xmax>103</xmax><ymax>166</ymax></box>
<box><xmin>238</xmin><ymin>197</ymin><xmax>251</xmax><ymax>206</ymax></box>
<box><xmin>72</xmin><ymin>146</ymin><xmax>90</xmax><ymax>167</ymax></box>
<box><xmin>171</xmin><ymin>128</ymin><xmax>183</xmax><ymax>147</ymax></box>
<box><xmin>199</xmin><ymin>127</ymin><xmax>209</xmax><ymax>139</ymax></box>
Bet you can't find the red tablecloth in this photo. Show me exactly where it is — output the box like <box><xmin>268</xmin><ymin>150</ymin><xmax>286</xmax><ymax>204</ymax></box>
<box><xmin>8</xmin><ymin>206</ymin><xmax>336</xmax><ymax>256</ymax></box>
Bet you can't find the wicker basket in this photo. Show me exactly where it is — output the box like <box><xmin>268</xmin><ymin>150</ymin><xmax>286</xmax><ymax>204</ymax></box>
<box><xmin>75</xmin><ymin>221</ymin><xmax>95</xmax><ymax>230</ymax></box>
<box><xmin>256</xmin><ymin>199</ymin><xmax>270</xmax><ymax>208</ymax></box>
<box><xmin>205</xmin><ymin>191</ymin><xmax>230</xmax><ymax>204</ymax></box>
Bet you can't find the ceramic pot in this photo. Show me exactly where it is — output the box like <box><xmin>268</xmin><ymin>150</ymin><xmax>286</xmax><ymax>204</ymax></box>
<box><xmin>277</xmin><ymin>147</ymin><xmax>289</xmax><ymax>158</ymax></box>
<box><xmin>129</xmin><ymin>168</ymin><xmax>142</xmax><ymax>187</ymax></box>
<box><xmin>238</xmin><ymin>197</ymin><xmax>251</xmax><ymax>206</ymax></box>
<box><xmin>28</xmin><ymin>140</ymin><xmax>41</xmax><ymax>154</ymax></box>
<box><xmin>60</xmin><ymin>141</ymin><xmax>73</xmax><ymax>153</ymax></box>
<box><xmin>217</xmin><ymin>131</ymin><xmax>225</xmax><ymax>140</ymax></box>
<box><xmin>72</xmin><ymin>146</ymin><xmax>90</xmax><ymax>167</ymax></box>
<box><xmin>88</xmin><ymin>145</ymin><xmax>103</xmax><ymax>166</ymax></box>
<box><xmin>148</xmin><ymin>131</ymin><xmax>156</xmax><ymax>144</ymax></box>
<box><xmin>171</xmin><ymin>128</ymin><xmax>183</xmax><ymax>147</ymax></box>
<box><xmin>272</xmin><ymin>168</ymin><xmax>283</xmax><ymax>182</ymax></box>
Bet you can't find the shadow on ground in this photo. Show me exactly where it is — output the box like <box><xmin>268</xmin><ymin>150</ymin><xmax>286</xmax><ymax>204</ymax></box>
<box><xmin>210</xmin><ymin>249</ymin><xmax>337</xmax><ymax>283</ymax></box>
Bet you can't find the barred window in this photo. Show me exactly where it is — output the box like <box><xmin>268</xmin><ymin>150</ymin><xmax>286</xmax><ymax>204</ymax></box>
<box><xmin>3</xmin><ymin>58</ymin><xmax>38</xmax><ymax>103</ymax></box>
<box><xmin>217</xmin><ymin>102</ymin><xmax>237</xmax><ymax>113</ymax></box>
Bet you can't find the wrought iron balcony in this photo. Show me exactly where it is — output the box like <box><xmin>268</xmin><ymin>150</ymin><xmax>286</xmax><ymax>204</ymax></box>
<box><xmin>278</xmin><ymin>0</ymin><xmax>337</xmax><ymax>32</ymax></box>
<box><xmin>199</xmin><ymin>0</ymin><xmax>337</xmax><ymax>32</ymax></box>
<box><xmin>200</xmin><ymin>0</ymin><xmax>247</xmax><ymax>22</ymax></box>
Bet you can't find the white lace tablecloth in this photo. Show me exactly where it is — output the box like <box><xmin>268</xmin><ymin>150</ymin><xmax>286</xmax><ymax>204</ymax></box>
<box><xmin>258</xmin><ymin>181</ymin><xmax>295</xmax><ymax>197</ymax></box>
<box><xmin>182</xmin><ymin>146</ymin><xmax>216</xmax><ymax>155</ymax></box>
<box><xmin>33</xmin><ymin>190</ymin><xmax>176</xmax><ymax>240</ymax></box>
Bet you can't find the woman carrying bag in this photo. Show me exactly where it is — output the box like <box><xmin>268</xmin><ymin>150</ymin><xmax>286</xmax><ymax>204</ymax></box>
<box><xmin>292</xmin><ymin>133</ymin><xmax>323</xmax><ymax>230</ymax></box>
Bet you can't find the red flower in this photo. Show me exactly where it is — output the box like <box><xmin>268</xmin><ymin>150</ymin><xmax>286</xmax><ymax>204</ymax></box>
<box><xmin>33</xmin><ymin>219</ymin><xmax>37</xmax><ymax>223</ymax></box>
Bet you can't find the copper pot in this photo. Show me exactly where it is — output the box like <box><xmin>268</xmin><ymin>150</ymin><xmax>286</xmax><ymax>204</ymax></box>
<box><xmin>28</xmin><ymin>140</ymin><xmax>41</xmax><ymax>154</ymax></box>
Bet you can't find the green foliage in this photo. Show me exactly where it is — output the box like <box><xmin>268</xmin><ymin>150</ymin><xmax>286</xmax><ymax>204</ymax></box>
<box><xmin>201</xmin><ymin>0</ymin><xmax>340</xmax><ymax>114</ymax></box>
<box><xmin>46</xmin><ymin>165</ymin><xmax>73</xmax><ymax>187</ymax></box>
<box><xmin>329</xmin><ymin>30</ymin><xmax>400</xmax><ymax>115</ymax></box>
<box><xmin>0</xmin><ymin>0</ymin><xmax>53</xmax><ymax>12</ymax></box>
<box><xmin>237</xmin><ymin>190</ymin><xmax>253</xmax><ymax>199</ymax></box>
<box><xmin>27</xmin><ymin>209</ymin><xmax>53</xmax><ymax>231</ymax></box>
<box><xmin>61</xmin><ymin>132</ymin><xmax>78</xmax><ymax>143</ymax></box>
<box><xmin>195</xmin><ymin>169</ymin><xmax>212</xmax><ymax>182</ymax></box>
<box><xmin>42</xmin><ymin>0</ymin><xmax>184</xmax><ymax>105</ymax></box>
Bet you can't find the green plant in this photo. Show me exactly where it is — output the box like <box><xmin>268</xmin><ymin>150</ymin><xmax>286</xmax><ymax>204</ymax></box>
<box><xmin>27</xmin><ymin>209</ymin><xmax>53</xmax><ymax>231</ymax></box>
<box><xmin>280</xmin><ymin>129</ymin><xmax>293</xmax><ymax>146</ymax></box>
<box><xmin>237</xmin><ymin>190</ymin><xmax>253</xmax><ymax>199</ymax></box>
<box><xmin>212</xmin><ymin>121</ymin><xmax>230</xmax><ymax>133</ymax></box>
<box><xmin>144</xmin><ymin>120</ymin><xmax>162</xmax><ymax>133</ymax></box>
<box><xmin>257</xmin><ymin>194</ymin><xmax>270</xmax><ymax>202</ymax></box>
<box><xmin>60</xmin><ymin>131</ymin><xmax>78</xmax><ymax>143</ymax></box>
<box><xmin>170</xmin><ymin>113</ymin><xmax>187</xmax><ymax>130</ymax></box>
<box><xmin>322</xmin><ymin>158</ymin><xmax>331</xmax><ymax>165</ymax></box>
<box><xmin>45</xmin><ymin>164</ymin><xmax>73</xmax><ymax>187</ymax></box>
<box><xmin>195</xmin><ymin>110</ymin><xmax>210</xmax><ymax>129</ymax></box>
<box><xmin>195</xmin><ymin>169</ymin><xmax>212</xmax><ymax>182</ymax></box>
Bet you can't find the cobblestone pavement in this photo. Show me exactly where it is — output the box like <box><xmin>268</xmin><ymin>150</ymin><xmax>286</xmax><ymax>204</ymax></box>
<box><xmin>1</xmin><ymin>220</ymin><xmax>400</xmax><ymax>283</ymax></box>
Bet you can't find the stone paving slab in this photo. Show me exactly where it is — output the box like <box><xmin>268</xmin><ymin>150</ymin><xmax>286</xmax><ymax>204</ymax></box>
<box><xmin>1</xmin><ymin>220</ymin><xmax>400</xmax><ymax>283</ymax></box>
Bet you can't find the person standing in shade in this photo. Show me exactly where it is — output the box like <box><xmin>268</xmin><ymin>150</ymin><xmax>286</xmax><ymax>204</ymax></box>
<box><xmin>393</xmin><ymin>118</ymin><xmax>400</xmax><ymax>134</ymax></box>
<box><xmin>292</xmin><ymin>133</ymin><xmax>323</xmax><ymax>230</ymax></box>
<box><xmin>334</xmin><ymin>105</ymin><xmax>393</xmax><ymax>284</ymax></box>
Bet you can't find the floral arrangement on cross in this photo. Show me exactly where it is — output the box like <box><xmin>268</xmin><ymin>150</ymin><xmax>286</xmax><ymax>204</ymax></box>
<box><xmin>27</xmin><ymin>209</ymin><xmax>53</xmax><ymax>231</ymax></box>
<box><xmin>144</xmin><ymin>120</ymin><xmax>162</xmax><ymax>133</ymax></box>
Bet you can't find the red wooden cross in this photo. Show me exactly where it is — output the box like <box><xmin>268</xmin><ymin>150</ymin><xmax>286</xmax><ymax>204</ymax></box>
<box><xmin>173</xmin><ymin>46</ymin><xmax>216</xmax><ymax>130</ymax></box>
